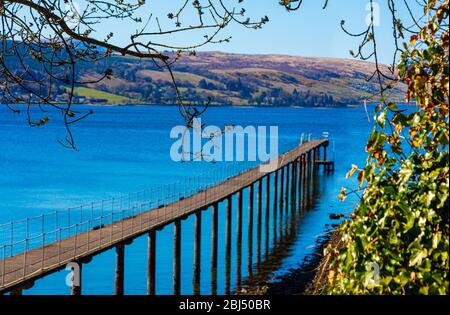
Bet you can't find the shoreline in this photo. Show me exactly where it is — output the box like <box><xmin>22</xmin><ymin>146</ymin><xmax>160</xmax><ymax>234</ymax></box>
<box><xmin>235</xmin><ymin>226</ymin><xmax>339</xmax><ymax>295</ymax></box>
<box><xmin>3</xmin><ymin>101</ymin><xmax>415</xmax><ymax>109</ymax></box>
<box><xmin>4</xmin><ymin>103</ymin><xmax>364</xmax><ymax>109</ymax></box>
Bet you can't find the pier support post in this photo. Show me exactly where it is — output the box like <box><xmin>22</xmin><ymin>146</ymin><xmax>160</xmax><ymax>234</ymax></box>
<box><xmin>313</xmin><ymin>148</ymin><xmax>317</xmax><ymax>171</ymax></box>
<box><xmin>280</xmin><ymin>167</ymin><xmax>284</xmax><ymax>210</ymax></box>
<box><xmin>265</xmin><ymin>174</ymin><xmax>270</xmax><ymax>258</ymax></box>
<box><xmin>273</xmin><ymin>169</ymin><xmax>278</xmax><ymax>244</ymax></box>
<box><xmin>285</xmin><ymin>163</ymin><xmax>290</xmax><ymax>213</ymax></box>
<box><xmin>193</xmin><ymin>211</ymin><xmax>202</xmax><ymax>294</ymax></box>
<box><xmin>247</xmin><ymin>184</ymin><xmax>254</xmax><ymax>276</ymax></box>
<box><xmin>256</xmin><ymin>178</ymin><xmax>262</xmax><ymax>266</ymax></box>
<box><xmin>291</xmin><ymin>161</ymin><xmax>297</xmax><ymax>213</ymax></box>
<box><xmin>147</xmin><ymin>230</ymin><xmax>156</xmax><ymax>295</ymax></box>
<box><xmin>279</xmin><ymin>166</ymin><xmax>285</xmax><ymax>240</ymax></box>
<box><xmin>114</xmin><ymin>243</ymin><xmax>125</xmax><ymax>295</ymax></box>
<box><xmin>297</xmin><ymin>158</ymin><xmax>302</xmax><ymax>213</ymax></box>
<box><xmin>173</xmin><ymin>219</ymin><xmax>181</xmax><ymax>295</ymax></box>
<box><xmin>307</xmin><ymin>151</ymin><xmax>312</xmax><ymax>206</ymax></box>
<box><xmin>236</xmin><ymin>190</ymin><xmax>243</xmax><ymax>290</ymax></box>
<box><xmin>211</xmin><ymin>202</ymin><xmax>218</xmax><ymax>294</ymax></box>
<box><xmin>302</xmin><ymin>154</ymin><xmax>307</xmax><ymax>210</ymax></box>
<box><xmin>225</xmin><ymin>195</ymin><xmax>232</xmax><ymax>294</ymax></box>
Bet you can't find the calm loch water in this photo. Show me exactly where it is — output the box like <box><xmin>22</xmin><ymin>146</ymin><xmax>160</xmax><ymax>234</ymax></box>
<box><xmin>0</xmin><ymin>105</ymin><xmax>372</xmax><ymax>294</ymax></box>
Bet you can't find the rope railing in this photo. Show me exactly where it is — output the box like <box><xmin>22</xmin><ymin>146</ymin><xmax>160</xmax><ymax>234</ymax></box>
<box><xmin>0</xmin><ymin>138</ymin><xmax>327</xmax><ymax>289</ymax></box>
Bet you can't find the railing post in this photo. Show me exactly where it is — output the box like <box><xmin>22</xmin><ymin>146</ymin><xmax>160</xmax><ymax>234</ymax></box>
<box><xmin>193</xmin><ymin>211</ymin><xmax>201</xmax><ymax>295</ymax></box>
<box><xmin>147</xmin><ymin>230</ymin><xmax>156</xmax><ymax>295</ymax></box>
<box><xmin>114</xmin><ymin>243</ymin><xmax>125</xmax><ymax>295</ymax></box>
<box><xmin>173</xmin><ymin>219</ymin><xmax>181</xmax><ymax>295</ymax></box>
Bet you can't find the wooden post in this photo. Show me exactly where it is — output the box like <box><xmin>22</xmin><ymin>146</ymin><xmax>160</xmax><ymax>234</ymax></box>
<box><xmin>147</xmin><ymin>230</ymin><xmax>156</xmax><ymax>295</ymax></box>
<box><xmin>297</xmin><ymin>158</ymin><xmax>302</xmax><ymax>213</ymax></box>
<box><xmin>313</xmin><ymin>148</ymin><xmax>317</xmax><ymax>171</ymax></box>
<box><xmin>302</xmin><ymin>154</ymin><xmax>307</xmax><ymax>210</ymax></box>
<box><xmin>225</xmin><ymin>195</ymin><xmax>232</xmax><ymax>294</ymax></box>
<box><xmin>256</xmin><ymin>178</ymin><xmax>262</xmax><ymax>266</ymax></box>
<box><xmin>265</xmin><ymin>174</ymin><xmax>270</xmax><ymax>258</ymax></box>
<box><xmin>280</xmin><ymin>166</ymin><xmax>284</xmax><ymax>209</ymax></box>
<box><xmin>173</xmin><ymin>219</ymin><xmax>181</xmax><ymax>295</ymax></box>
<box><xmin>211</xmin><ymin>202</ymin><xmax>218</xmax><ymax>295</ymax></box>
<box><xmin>193</xmin><ymin>211</ymin><xmax>201</xmax><ymax>294</ymax></box>
<box><xmin>307</xmin><ymin>151</ymin><xmax>311</xmax><ymax>206</ymax></box>
<box><xmin>71</xmin><ymin>262</ymin><xmax>82</xmax><ymax>296</ymax></box>
<box><xmin>236</xmin><ymin>190</ymin><xmax>243</xmax><ymax>291</ymax></box>
<box><xmin>114</xmin><ymin>243</ymin><xmax>125</xmax><ymax>295</ymax></box>
<box><xmin>247</xmin><ymin>184</ymin><xmax>254</xmax><ymax>276</ymax></box>
<box><xmin>285</xmin><ymin>163</ymin><xmax>290</xmax><ymax>213</ymax></box>
<box><xmin>279</xmin><ymin>166</ymin><xmax>285</xmax><ymax>241</ymax></box>
<box><xmin>273</xmin><ymin>169</ymin><xmax>278</xmax><ymax>244</ymax></box>
<box><xmin>291</xmin><ymin>161</ymin><xmax>296</xmax><ymax>213</ymax></box>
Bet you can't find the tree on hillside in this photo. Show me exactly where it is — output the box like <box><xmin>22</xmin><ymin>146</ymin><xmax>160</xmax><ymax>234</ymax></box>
<box><xmin>0</xmin><ymin>0</ymin><xmax>268</xmax><ymax>148</ymax></box>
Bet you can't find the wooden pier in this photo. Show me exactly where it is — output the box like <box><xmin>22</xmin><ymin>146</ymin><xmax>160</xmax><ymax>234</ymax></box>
<box><xmin>0</xmin><ymin>139</ymin><xmax>332</xmax><ymax>295</ymax></box>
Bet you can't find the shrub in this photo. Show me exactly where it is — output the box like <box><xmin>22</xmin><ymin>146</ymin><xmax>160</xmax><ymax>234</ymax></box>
<box><xmin>324</xmin><ymin>1</ymin><xmax>449</xmax><ymax>294</ymax></box>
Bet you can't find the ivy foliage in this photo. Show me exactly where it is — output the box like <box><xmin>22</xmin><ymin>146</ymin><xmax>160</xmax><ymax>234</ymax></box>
<box><xmin>325</xmin><ymin>1</ymin><xmax>449</xmax><ymax>294</ymax></box>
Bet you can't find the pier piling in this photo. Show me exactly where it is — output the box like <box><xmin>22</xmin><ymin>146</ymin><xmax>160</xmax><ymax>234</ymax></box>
<box><xmin>193</xmin><ymin>211</ymin><xmax>201</xmax><ymax>294</ymax></box>
<box><xmin>211</xmin><ymin>202</ymin><xmax>218</xmax><ymax>295</ymax></box>
<box><xmin>247</xmin><ymin>184</ymin><xmax>254</xmax><ymax>276</ymax></box>
<box><xmin>147</xmin><ymin>230</ymin><xmax>156</xmax><ymax>295</ymax></box>
<box><xmin>236</xmin><ymin>190</ymin><xmax>243</xmax><ymax>290</ymax></box>
<box><xmin>114</xmin><ymin>243</ymin><xmax>125</xmax><ymax>296</ymax></box>
<box><xmin>173</xmin><ymin>219</ymin><xmax>181</xmax><ymax>295</ymax></box>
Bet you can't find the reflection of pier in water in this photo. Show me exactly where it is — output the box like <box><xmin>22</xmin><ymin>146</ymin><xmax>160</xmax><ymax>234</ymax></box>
<box><xmin>0</xmin><ymin>139</ymin><xmax>333</xmax><ymax>295</ymax></box>
<box><xmin>233</xmin><ymin>162</ymin><xmax>329</xmax><ymax>293</ymax></box>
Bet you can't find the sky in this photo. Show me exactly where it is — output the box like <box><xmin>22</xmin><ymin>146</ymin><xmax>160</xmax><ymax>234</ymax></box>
<box><xmin>91</xmin><ymin>0</ymin><xmax>425</xmax><ymax>65</ymax></box>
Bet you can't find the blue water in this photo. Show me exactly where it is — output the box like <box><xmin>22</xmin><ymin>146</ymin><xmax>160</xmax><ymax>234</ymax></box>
<box><xmin>0</xmin><ymin>105</ymin><xmax>372</xmax><ymax>294</ymax></box>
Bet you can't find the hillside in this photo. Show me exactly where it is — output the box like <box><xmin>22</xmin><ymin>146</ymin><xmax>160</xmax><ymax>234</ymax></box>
<box><xmin>9</xmin><ymin>49</ymin><xmax>408</xmax><ymax>106</ymax></box>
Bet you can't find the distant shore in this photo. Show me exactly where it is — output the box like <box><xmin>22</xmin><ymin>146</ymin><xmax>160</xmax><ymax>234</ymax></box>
<box><xmin>4</xmin><ymin>102</ymin><xmax>365</xmax><ymax>109</ymax></box>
